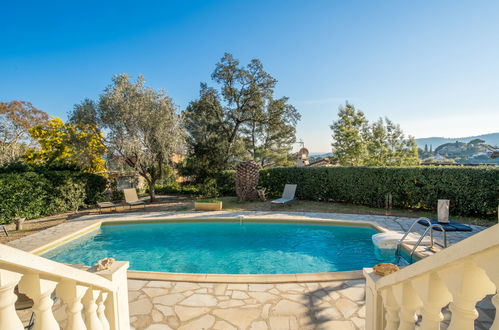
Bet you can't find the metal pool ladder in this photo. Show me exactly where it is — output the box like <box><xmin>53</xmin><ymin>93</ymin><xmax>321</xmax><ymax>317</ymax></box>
<box><xmin>395</xmin><ymin>217</ymin><xmax>447</xmax><ymax>264</ymax></box>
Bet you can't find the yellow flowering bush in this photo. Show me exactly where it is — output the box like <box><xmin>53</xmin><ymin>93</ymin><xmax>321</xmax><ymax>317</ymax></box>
<box><xmin>24</xmin><ymin>117</ymin><xmax>106</xmax><ymax>174</ymax></box>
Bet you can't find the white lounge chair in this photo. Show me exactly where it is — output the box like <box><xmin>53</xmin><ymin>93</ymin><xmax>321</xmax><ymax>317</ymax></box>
<box><xmin>123</xmin><ymin>188</ymin><xmax>146</xmax><ymax>209</ymax></box>
<box><xmin>271</xmin><ymin>184</ymin><xmax>297</xmax><ymax>205</ymax></box>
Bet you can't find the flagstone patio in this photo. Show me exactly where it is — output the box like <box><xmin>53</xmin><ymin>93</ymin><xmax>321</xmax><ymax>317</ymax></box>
<box><xmin>127</xmin><ymin>278</ymin><xmax>366</xmax><ymax>330</ymax></box>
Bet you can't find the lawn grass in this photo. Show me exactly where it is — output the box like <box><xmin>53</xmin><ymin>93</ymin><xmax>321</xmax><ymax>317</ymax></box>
<box><xmin>219</xmin><ymin>196</ymin><xmax>496</xmax><ymax>227</ymax></box>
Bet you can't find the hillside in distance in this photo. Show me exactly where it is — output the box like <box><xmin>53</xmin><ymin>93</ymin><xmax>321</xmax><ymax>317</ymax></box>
<box><xmin>416</xmin><ymin>132</ymin><xmax>499</xmax><ymax>149</ymax></box>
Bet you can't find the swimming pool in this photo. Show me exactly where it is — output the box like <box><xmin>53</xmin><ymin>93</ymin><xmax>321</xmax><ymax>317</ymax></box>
<box><xmin>43</xmin><ymin>221</ymin><xmax>395</xmax><ymax>274</ymax></box>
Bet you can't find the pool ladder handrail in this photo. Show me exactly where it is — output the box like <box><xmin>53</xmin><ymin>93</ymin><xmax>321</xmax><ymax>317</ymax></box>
<box><xmin>395</xmin><ymin>217</ymin><xmax>447</xmax><ymax>264</ymax></box>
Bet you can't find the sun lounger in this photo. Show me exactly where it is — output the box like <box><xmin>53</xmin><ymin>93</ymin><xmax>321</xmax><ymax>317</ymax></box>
<box><xmin>271</xmin><ymin>184</ymin><xmax>297</xmax><ymax>204</ymax></box>
<box><xmin>123</xmin><ymin>188</ymin><xmax>146</xmax><ymax>209</ymax></box>
<box><xmin>0</xmin><ymin>225</ymin><xmax>9</xmax><ymax>236</ymax></box>
<box><xmin>97</xmin><ymin>201</ymin><xmax>120</xmax><ymax>214</ymax></box>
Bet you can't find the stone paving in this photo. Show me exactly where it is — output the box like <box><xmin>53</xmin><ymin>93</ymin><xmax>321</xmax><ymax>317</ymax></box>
<box><xmin>127</xmin><ymin>279</ymin><xmax>366</xmax><ymax>330</ymax></box>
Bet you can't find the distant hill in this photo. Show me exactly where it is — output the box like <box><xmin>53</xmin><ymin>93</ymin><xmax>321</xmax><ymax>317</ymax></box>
<box><xmin>416</xmin><ymin>132</ymin><xmax>499</xmax><ymax>149</ymax></box>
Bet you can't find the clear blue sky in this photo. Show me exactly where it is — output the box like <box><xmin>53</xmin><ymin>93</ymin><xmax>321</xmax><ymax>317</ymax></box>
<box><xmin>1</xmin><ymin>0</ymin><xmax>498</xmax><ymax>152</ymax></box>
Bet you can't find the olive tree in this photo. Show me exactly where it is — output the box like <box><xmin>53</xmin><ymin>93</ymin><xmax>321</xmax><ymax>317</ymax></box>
<box><xmin>98</xmin><ymin>74</ymin><xmax>184</xmax><ymax>201</ymax></box>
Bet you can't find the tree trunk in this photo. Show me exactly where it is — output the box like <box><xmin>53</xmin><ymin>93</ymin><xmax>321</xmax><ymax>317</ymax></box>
<box><xmin>149</xmin><ymin>180</ymin><xmax>156</xmax><ymax>202</ymax></box>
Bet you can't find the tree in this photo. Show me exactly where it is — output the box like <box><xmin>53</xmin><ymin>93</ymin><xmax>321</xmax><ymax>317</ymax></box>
<box><xmin>68</xmin><ymin>98</ymin><xmax>99</xmax><ymax>127</ymax></box>
<box><xmin>331</xmin><ymin>103</ymin><xmax>419</xmax><ymax>166</ymax></box>
<box><xmin>183</xmin><ymin>53</ymin><xmax>300</xmax><ymax>181</ymax></box>
<box><xmin>0</xmin><ymin>101</ymin><xmax>49</xmax><ymax>166</ymax></box>
<box><xmin>24</xmin><ymin>117</ymin><xmax>106</xmax><ymax>173</ymax></box>
<box><xmin>382</xmin><ymin>118</ymin><xmax>419</xmax><ymax>165</ymax></box>
<box><xmin>98</xmin><ymin>74</ymin><xmax>184</xmax><ymax>201</ymax></box>
<box><xmin>243</xmin><ymin>96</ymin><xmax>300</xmax><ymax>168</ymax></box>
<box><xmin>330</xmin><ymin>102</ymin><xmax>369</xmax><ymax>166</ymax></box>
<box><xmin>181</xmin><ymin>87</ymin><xmax>237</xmax><ymax>180</ymax></box>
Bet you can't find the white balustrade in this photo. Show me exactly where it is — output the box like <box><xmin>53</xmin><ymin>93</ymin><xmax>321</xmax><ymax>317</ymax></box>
<box><xmin>0</xmin><ymin>269</ymin><xmax>24</xmax><ymax>330</ymax></box>
<box><xmin>97</xmin><ymin>292</ymin><xmax>110</xmax><ymax>330</ymax></box>
<box><xmin>365</xmin><ymin>224</ymin><xmax>499</xmax><ymax>330</ymax></box>
<box><xmin>412</xmin><ymin>272</ymin><xmax>451</xmax><ymax>329</ymax></box>
<box><xmin>392</xmin><ymin>282</ymin><xmax>422</xmax><ymax>330</ymax></box>
<box><xmin>380</xmin><ymin>286</ymin><xmax>399</xmax><ymax>330</ymax></box>
<box><xmin>56</xmin><ymin>280</ymin><xmax>88</xmax><ymax>330</ymax></box>
<box><xmin>0</xmin><ymin>243</ymin><xmax>130</xmax><ymax>330</ymax></box>
<box><xmin>83</xmin><ymin>288</ymin><xmax>104</xmax><ymax>330</ymax></box>
<box><xmin>19</xmin><ymin>274</ymin><xmax>60</xmax><ymax>330</ymax></box>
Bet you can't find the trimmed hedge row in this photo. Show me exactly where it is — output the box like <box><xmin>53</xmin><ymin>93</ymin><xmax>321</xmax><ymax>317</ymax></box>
<box><xmin>259</xmin><ymin>166</ymin><xmax>499</xmax><ymax>217</ymax></box>
<box><xmin>0</xmin><ymin>167</ymin><xmax>106</xmax><ymax>224</ymax></box>
<box><xmin>155</xmin><ymin>170</ymin><xmax>236</xmax><ymax>197</ymax></box>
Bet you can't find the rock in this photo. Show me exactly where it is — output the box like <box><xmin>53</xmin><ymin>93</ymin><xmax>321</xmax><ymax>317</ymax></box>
<box><xmin>212</xmin><ymin>308</ymin><xmax>261</xmax><ymax>329</ymax></box>
<box><xmin>339</xmin><ymin>287</ymin><xmax>365</xmax><ymax>301</ymax></box>
<box><xmin>142</xmin><ymin>287</ymin><xmax>170</xmax><ymax>298</ymax></box>
<box><xmin>336</xmin><ymin>298</ymin><xmax>358</xmax><ymax>319</ymax></box>
<box><xmin>144</xmin><ymin>324</ymin><xmax>173</xmax><ymax>330</ymax></box>
<box><xmin>248</xmin><ymin>291</ymin><xmax>278</xmax><ymax>303</ymax></box>
<box><xmin>231</xmin><ymin>290</ymin><xmax>250</xmax><ymax>299</ymax></box>
<box><xmin>178</xmin><ymin>315</ymin><xmax>215</xmax><ymax>330</ymax></box>
<box><xmin>271</xmin><ymin>299</ymin><xmax>308</xmax><ymax>316</ymax></box>
<box><xmin>174</xmin><ymin>305</ymin><xmax>211</xmax><ymax>322</ymax></box>
<box><xmin>153</xmin><ymin>293</ymin><xmax>185</xmax><ymax>306</ymax></box>
<box><xmin>180</xmin><ymin>294</ymin><xmax>218</xmax><ymax>307</ymax></box>
<box><xmin>129</xmin><ymin>298</ymin><xmax>153</xmax><ymax>315</ymax></box>
<box><xmin>250</xmin><ymin>320</ymin><xmax>268</xmax><ymax>330</ymax></box>
<box><xmin>213</xmin><ymin>320</ymin><xmax>238</xmax><ymax>330</ymax></box>
<box><xmin>249</xmin><ymin>284</ymin><xmax>274</xmax><ymax>292</ymax></box>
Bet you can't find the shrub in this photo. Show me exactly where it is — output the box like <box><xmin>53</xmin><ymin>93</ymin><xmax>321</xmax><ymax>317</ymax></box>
<box><xmin>154</xmin><ymin>171</ymin><xmax>235</xmax><ymax>197</ymax></box>
<box><xmin>259</xmin><ymin>166</ymin><xmax>499</xmax><ymax>217</ymax></box>
<box><xmin>0</xmin><ymin>165</ymin><xmax>107</xmax><ymax>224</ymax></box>
<box><xmin>154</xmin><ymin>182</ymin><xmax>201</xmax><ymax>196</ymax></box>
<box><xmin>212</xmin><ymin>170</ymin><xmax>236</xmax><ymax>196</ymax></box>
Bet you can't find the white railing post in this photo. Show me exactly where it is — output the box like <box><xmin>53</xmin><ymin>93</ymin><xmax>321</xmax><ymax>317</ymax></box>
<box><xmin>473</xmin><ymin>247</ymin><xmax>499</xmax><ymax>330</ymax></box>
<box><xmin>83</xmin><ymin>288</ymin><xmax>104</xmax><ymax>330</ymax></box>
<box><xmin>392</xmin><ymin>282</ymin><xmax>422</xmax><ymax>330</ymax></box>
<box><xmin>412</xmin><ymin>272</ymin><xmax>451</xmax><ymax>329</ymax></box>
<box><xmin>440</xmin><ymin>261</ymin><xmax>496</xmax><ymax>330</ymax></box>
<box><xmin>364</xmin><ymin>268</ymin><xmax>385</xmax><ymax>330</ymax></box>
<box><xmin>56</xmin><ymin>280</ymin><xmax>89</xmax><ymax>330</ymax></box>
<box><xmin>97</xmin><ymin>292</ymin><xmax>110</xmax><ymax>330</ymax></box>
<box><xmin>380</xmin><ymin>286</ymin><xmax>400</xmax><ymax>330</ymax></box>
<box><xmin>0</xmin><ymin>270</ymin><xmax>24</xmax><ymax>330</ymax></box>
<box><xmin>19</xmin><ymin>274</ymin><xmax>60</xmax><ymax>330</ymax></box>
<box><xmin>96</xmin><ymin>261</ymin><xmax>130</xmax><ymax>330</ymax></box>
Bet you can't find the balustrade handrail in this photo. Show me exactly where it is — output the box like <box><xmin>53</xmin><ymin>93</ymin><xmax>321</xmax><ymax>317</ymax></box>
<box><xmin>376</xmin><ymin>223</ymin><xmax>499</xmax><ymax>290</ymax></box>
<box><xmin>0</xmin><ymin>243</ymin><xmax>115</xmax><ymax>292</ymax></box>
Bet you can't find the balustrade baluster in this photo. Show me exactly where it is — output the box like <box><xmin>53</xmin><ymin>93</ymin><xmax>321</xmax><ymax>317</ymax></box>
<box><xmin>56</xmin><ymin>280</ymin><xmax>88</xmax><ymax>330</ymax></box>
<box><xmin>83</xmin><ymin>288</ymin><xmax>103</xmax><ymax>330</ymax></box>
<box><xmin>97</xmin><ymin>291</ymin><xmax>110</xmax><ymax>330</ymax></box>
<box><xmin>439</xmin><ymin>260</ymin><xmax>496</xmax><ymax>330</ymax></box>
<box><xmin>412</xmin><ymin>272</ymin><xmax>451</xmax><ymax>330</ymax></box>
<box><xmin>473</xmin><ymin>247</ymin><xmax>499</xmax><ymax>330</ymax></box>
<box><xmin>381</xmin><ymin>286</ymin><xmax>400</xmax><ymax>330</ymax></box>
<box><xmin>18</xmin><ymin>274</ymin><xmax>60</xmax><ymax>330</ymax></box>
<box><xmin>0</xmin><ymin>269</ymin><xmax>24</xmax><ymax>330</ymax></box>
<box><xmin>392</xmin><ymin>282</ymin><xmax>422</xmax><ymax>330</ymax></box>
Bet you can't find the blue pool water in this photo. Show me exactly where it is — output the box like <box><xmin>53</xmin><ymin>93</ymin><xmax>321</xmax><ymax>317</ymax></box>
<box><xmin>43</xmin><ymin>221</ymin><xmax>396</xmax><ymax>274</ymax></box>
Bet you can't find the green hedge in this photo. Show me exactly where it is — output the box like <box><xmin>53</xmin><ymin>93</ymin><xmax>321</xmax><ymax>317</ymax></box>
<box><xmin>154</xmin><ymin>170</ymin><xmax>236</xmax><ymax>197</ymax></box>
<box><xmin>0</xmin><ymin>165</ymin><xmax>106</xmax><ymax>224</ymax></box>
<box><xmin>259</xmin><ymin>166</ymin><xmax>499</xmax><ymax>217</ymax></box>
